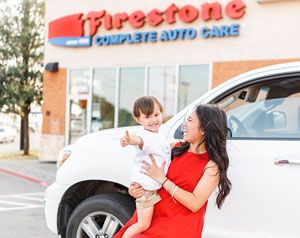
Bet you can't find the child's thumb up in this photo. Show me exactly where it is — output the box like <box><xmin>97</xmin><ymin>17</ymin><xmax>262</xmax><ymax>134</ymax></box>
<box><xmin>125</xmin><ymin>130</ymin><xmax>131</xmax><ymax>142</ymax></box>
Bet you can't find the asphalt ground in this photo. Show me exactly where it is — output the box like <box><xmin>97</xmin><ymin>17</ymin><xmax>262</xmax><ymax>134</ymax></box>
<box><xmin>0</xmin><ymin>158</ymin><xmax>58</xmax><ymax>238</ymax></box>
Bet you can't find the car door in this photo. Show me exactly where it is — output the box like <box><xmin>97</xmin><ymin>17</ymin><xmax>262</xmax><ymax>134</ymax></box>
<box><xmin>202</xmin><ymin>76</ymin><xmax>300</xmax><ymax>238</ymax></box>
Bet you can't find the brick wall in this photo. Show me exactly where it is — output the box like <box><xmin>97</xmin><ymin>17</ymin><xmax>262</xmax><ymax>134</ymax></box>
<box><xmin>42</xmin><ymin>69</ymin><xmax>67</xmax><ymax>136</ymax></box>
<box><xmin>212</xmin><ymin>59</ymin><xmax>300</xmax><ymax>88</ymax></box>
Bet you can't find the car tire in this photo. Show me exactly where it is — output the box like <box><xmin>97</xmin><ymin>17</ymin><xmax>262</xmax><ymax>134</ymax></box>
<box><xmin>65</xmin><ymin>193</ymin><xmax>135</xmax><ymax>238</ymax></box>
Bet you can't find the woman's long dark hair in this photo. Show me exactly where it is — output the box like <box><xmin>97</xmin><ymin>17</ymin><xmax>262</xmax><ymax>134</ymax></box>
<box><xmin>172</xmin><ymin>104</ymin><xmax>231</xmax><ymax>209</ymax></box>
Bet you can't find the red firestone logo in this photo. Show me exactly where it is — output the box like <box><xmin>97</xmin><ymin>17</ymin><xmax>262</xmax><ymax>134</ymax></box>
<box><xmin>48</xmin><ymin>0</ymin><xmax>246</xmax><ymax>47</ymax></box>
<box><xmin>87</xmin><ymin>0</ymin><xmax>246</xmax><ymax>36</ymax></box>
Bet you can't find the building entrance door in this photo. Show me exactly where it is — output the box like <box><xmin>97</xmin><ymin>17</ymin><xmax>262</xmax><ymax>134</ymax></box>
<box><xmin>67</xmin><ymin>69</ymin><xmax>92</xmax><ymax>144</ymax></box>
<box><xmin>69</xmin><ymin>98</ymin><xmax>89</xmax><ymax>144</ymax></box>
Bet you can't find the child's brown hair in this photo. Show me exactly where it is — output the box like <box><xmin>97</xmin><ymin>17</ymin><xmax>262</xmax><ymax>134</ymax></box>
<box><xmin>133</xmin><ymin>96</ymin><xmax>163</xmax><ymax>118</ymax></box>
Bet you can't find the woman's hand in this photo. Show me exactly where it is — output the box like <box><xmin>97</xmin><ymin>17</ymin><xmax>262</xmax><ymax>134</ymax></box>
<box><xmin>142</xmin><ymin>154</ymin><xmax>166</xmax><ymax>184</ymax></box>
<box><xmin>128</xmin><ymin>182</ymin><xmax>145</xmax><ymax>199</ymax></box>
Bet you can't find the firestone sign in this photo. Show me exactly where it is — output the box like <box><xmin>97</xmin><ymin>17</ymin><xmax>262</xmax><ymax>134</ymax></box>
<box><xmin>48</xmin><ymin>0</ymin><xmax>246</xmax><ymax>47</ymax></box>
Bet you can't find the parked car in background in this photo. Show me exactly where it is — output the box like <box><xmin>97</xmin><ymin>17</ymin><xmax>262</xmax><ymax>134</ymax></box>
<box><xmin>0</xmin><ymin>126</ymin><xmax>17</xmax><ymax>143</ymax></box>
<box><xmin>45</xmin><ymin>62</ymin><xmax>300</xmax><ymax>238</ymax></box>
<box><xmin>29</xmin><ymin>123</ymin><xmax>36</xmax><ymax>133</ymax></box>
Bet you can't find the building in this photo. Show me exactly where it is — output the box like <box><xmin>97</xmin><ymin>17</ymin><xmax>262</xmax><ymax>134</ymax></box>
<box><xmin>41</xmin><ymin>0</ymin><xmax>300</xmax><ymax>161</ymax></box>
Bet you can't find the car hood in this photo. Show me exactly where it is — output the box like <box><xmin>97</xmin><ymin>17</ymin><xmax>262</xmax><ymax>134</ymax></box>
<box><xmin>73</xmin><ymin>123</ymin><xmax>172</xmax><ymax>145</ymax></box>
<box><xmin>74</xmin><ymin>126</ymin><xmax>143</xmax><ymax>144</ymax></box>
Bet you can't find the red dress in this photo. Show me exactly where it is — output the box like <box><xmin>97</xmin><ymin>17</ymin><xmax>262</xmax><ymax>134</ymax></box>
<box><xmin>114</xmin><ymin>150</ymin><xmax>210</xmax><ymax>238</ymax></box>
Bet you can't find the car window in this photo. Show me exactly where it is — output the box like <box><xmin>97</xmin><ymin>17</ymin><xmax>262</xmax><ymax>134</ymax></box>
<box><xmin>217</xmin><ymin>77</ymin><xmax>300</xmax><ymax>139</ymax></box>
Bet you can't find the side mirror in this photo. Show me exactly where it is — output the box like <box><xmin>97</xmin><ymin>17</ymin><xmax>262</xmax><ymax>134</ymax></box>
<box><xmin>265</xmin><ymin>111</ymin><xmax>286</xmax><ymax>129</ymax></box>
<box><xmin>174</xmin><ymin>124</ymin><xmax>183</xmax><ymax>139</ymax></box>
<box><xmin>227</xmin><ymin>127</ymin><xmax>233</xmax><ymax>138</ymax></box>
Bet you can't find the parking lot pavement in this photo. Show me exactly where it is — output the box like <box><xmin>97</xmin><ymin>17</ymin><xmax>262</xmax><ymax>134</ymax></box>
<box><xmin>0</xmin><ymin>172</ymin><xmax>59</xmax><ymax>238</ymax></box>
<box><xmin>0</xmin><ymin>206</ymin><xmax>58</xmax><ymax>238</ymax></box>
<box><xmin>0</xmin><ymin>192</ymin><xmax>44</xmax><ymax>212</ymax></box>
<box><xmin>0</xmin><ymin>159</ymin><xmax>58</xmax><ymax>238</ymax></box>
<box><xmin>0</xmin><ymin>159</ymin><xmax>56</xmax><ymax>185</ymax></box>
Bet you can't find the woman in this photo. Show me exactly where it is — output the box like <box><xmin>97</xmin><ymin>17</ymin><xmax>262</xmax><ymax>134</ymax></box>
<box><xmin>114</xmin><ymin>104</ymin><xmax>232</xmax><ymax>238</ymax></box>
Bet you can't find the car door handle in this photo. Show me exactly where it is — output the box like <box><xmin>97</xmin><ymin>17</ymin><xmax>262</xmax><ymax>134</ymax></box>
<box><xmin>274</xmin><ymin>158</ymin><xmax>300</xmax><ymax>166</ymax></box>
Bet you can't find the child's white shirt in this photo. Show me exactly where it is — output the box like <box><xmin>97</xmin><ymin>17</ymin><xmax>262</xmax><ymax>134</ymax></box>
<box><xmin>131</xmin><ymin>129</ymin><xmax>171</xmax><ymax>191</ymax></box>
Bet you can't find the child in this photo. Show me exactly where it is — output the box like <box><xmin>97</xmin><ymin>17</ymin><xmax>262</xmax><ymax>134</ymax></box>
<box><xmin>120</xmin><ymin>96</ymin><xmax>171</xmax><ymax>238</ymax></box>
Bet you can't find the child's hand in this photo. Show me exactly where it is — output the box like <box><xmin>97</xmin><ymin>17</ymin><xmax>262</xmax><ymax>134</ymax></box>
<box><xmin>120</xmin><ymin>130</ymin><xmax>131</xmax><ymax>147</ymax></box>
<box><xmin>128</xmin><ymin>182</ymin><xmax>145</xmax><ymax>198</ymax></box>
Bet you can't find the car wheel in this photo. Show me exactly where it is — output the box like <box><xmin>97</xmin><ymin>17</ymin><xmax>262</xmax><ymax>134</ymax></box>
<box><xmin>66</xmin><ymin>193</ymin><xmax>135</xmax><ymax>238</ymax></box>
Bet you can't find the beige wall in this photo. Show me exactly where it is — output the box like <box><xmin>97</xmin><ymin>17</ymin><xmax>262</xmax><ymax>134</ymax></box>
<box><xmin>44</xmin><ymin>0</ymin><xmax>300</xmax><ymax>68</ymax></box>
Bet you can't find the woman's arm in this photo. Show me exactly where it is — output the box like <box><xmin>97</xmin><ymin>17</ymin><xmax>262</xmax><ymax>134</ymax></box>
<box><xmin>142</xmin><ymin>155</ymin><xmax>219</xmax><ymax>212</ymax></box>
<box><xmin>163</xmin><ymin>161</ymin><xmax>219</xmax><ymax>212</ymax></box>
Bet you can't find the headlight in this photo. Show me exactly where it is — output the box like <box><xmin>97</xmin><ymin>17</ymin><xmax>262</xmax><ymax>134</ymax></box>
<box><xmin>57</xmin><ymin>150</ymin><xmax>72</xmax><ymax>169</ymax></box>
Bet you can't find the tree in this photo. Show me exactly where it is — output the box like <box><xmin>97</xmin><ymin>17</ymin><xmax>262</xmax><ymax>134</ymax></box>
<box><xmin>0</xmin><ymin>0</ymin><xmax>44</xmax><ymax>155</ymax></box>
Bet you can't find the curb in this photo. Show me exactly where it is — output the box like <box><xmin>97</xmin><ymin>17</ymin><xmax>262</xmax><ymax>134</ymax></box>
<box><xmin>0</xmin><ymin>167</ymin><xmax>50</xmax><ymax>187</ymax></box>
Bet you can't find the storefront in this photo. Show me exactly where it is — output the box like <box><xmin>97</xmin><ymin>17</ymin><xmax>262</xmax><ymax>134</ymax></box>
<box><xmin>41</xmin><ymin>0</ymin><xmax>300</xmax><ymax>161</ymax></box>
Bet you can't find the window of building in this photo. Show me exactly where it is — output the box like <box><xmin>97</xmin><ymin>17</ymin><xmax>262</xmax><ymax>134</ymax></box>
<box><xmin>69</xmin><ymin>69</ymin><xmax>90</xmax><ymax>95</ymax></box>
<box><xmin>69</xmin><ymin>99</ymin><xmax>88</xmax><ymax>144</ymax></box>
<box><xmin>118</xmin><ymin>67</ymin><xmax>145</xmax><ymax>127</ymax></box>
<box><xmin>67</xmin><ymin>64</ymin><xmax>210</xmax><ymax>144</ymax></box>
<box><xmin>178</xmin><ymin>65</ymin><xmax>210</xmax><ymax>111</ymax></box>
<box><xmin>148</xmin><ymin>66</ymin><xmax>176</xmax><ymax>120</ymax></box>
<box><xmin>92</xmin><ymin>68</ymin><xmax>116</xmax><ymax>132</ymax></box>
<box><xmin>68</xmin><ymin>69</ymin><xmax>91</xmax><ymax>144</ymax></box>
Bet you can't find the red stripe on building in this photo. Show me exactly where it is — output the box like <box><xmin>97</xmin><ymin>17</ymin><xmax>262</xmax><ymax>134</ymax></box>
<box><xmin>48</xmin><ymin>13</ymin><xmax>84</xmax><ymax>39</ymax></box>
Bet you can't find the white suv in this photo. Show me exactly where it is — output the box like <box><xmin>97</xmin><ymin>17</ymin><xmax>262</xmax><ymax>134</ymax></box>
<box><xmin>45</xmin><ymin>62</ymin><xmax>300</xmax><ymax>238</ymax></box>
